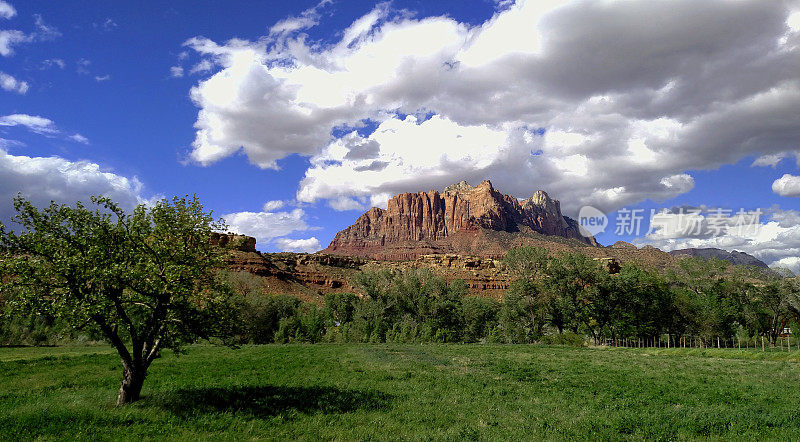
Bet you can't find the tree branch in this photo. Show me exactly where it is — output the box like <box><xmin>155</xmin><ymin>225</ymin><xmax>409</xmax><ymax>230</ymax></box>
<box><xmin>92</xmin><ymin>314</ymin><xmax>133</xmax><ymax>368</ymax></box>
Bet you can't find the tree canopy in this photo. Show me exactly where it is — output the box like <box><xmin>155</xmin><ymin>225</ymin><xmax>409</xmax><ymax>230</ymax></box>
<box><xmin>0</xmin><ymin>195</ymin><xmax>234</xmax><ymax>405</ymax></box>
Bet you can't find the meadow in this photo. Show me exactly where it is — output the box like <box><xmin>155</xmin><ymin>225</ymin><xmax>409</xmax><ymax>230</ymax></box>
<box><xmin>2</xmin><ymin>344</ymin><xmax>800</xmax><ymax>440</ymax></box>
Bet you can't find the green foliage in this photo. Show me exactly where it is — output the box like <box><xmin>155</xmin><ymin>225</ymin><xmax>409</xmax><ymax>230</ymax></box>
<box><xmin>0</xmin><ymin>194</ymin><xmax>233</xmax><ymax>404</ymax></box>
<box><xmin>6</xmin><ymin>231</ymin><xmax>799</xmax><ymax>353</ymax></box>
<box><xmin>324</xmin><ymin>292</ymin><xmax>358</xmax><ymax>325</ymax></box>
<box><xmin>667</xmin><ymin>258</ymin><xmax>743</xmax><ymax>344</ymax></box>
<box><xmin>502</xmin><ymin>245</ymin><xmax>548</xmax><ymax>280</ymax></box>
<box><xmin>609</xmin><ymin>263</ymin><xmax>673</xmax><ymax>340</ymax></box>
<box><xmin>238</xmin><ymin>292</ymin><xmax>301</xmax><ymax>344</ymax></box>
<box><xmin>461</xmin><ymin>296</ymin><xmax>500</xmax><ymax>343</ymax></box>
<box><xmin>0</xmin><ymin>310</ymin><xmax>90</xmax><ymax>346</ymax></box>
<box><xmin>216</xmin><ymin>252</ymin><xmax>800</xmax><ymax>347</ymax></box>
<box><xmin>347</xmin><ymin>270</ymin><xmax>469</xmax><ymax>343</ymax></box>
<box><xmin>500</xmin><ymin>279</ymin><xmax>546</xmax><ymax>343</ymax></box>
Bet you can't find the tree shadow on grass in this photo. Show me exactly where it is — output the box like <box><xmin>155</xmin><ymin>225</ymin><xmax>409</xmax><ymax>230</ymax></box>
<box><xmin>154</xmin><ymin>385</ymin><xmax>392</xmax><ymax>418</ymax></box>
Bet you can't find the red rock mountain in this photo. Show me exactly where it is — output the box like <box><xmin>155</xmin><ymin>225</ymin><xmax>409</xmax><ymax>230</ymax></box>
<box><xmin>322</xmin><ymin>180</ymin><xmax>598</xmax><ymax>260</ymax></box>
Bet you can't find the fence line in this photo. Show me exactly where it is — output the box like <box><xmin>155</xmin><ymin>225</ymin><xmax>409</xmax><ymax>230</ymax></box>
<box><xmin>602</xmin><ymin>334</ymin><xmax>798</xmax><ymax>351</ymax></box>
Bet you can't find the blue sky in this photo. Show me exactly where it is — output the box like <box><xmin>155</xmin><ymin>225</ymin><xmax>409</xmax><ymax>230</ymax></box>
<box><xmin>1</xmin><ymin>0</ymin><xmax>799</xmax><ymax>271</ymax></box>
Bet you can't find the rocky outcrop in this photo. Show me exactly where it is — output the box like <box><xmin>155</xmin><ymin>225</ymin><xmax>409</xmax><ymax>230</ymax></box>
<box><xmin>210</xmin><ymin>232</ymin><xmax>256</xmax><ymax>252</ymax></box>
<box><xmin>222</xmin><ymin>250</ymin><xmax>368</xmax><ymax>302</ymax></box>
<box><xmin>669</xmin><ymin>248</ymin><xmax>768</xmax><ymax>268</ymax></box>
<box><xmin>323</xmin><ymin>180</ymin><xmax>596</xmax><ymax>260</ymax></box>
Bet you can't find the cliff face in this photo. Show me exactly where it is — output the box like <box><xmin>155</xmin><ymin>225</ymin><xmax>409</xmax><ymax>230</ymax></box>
<box><xmin>323</xmin><ymin>180</ymin><xmax>596</xmax><ymax>260</ymax></box>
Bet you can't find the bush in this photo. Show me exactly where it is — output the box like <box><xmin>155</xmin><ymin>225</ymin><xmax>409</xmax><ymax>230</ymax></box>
<box><xmin>237</xmin><ymin>292</ymin><xmax>301</xmax><ymax>344</ymax></box>
<box><xmin>0</xmin><ymin>309</ymin><xmax>93</xmax><ymax>346</ymax></box>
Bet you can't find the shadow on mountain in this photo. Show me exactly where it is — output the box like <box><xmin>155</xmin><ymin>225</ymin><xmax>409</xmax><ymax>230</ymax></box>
<box><xmin>155</xmin><ymin>384</ymin><xmax>392</xmax><ymax>418</ymax></box>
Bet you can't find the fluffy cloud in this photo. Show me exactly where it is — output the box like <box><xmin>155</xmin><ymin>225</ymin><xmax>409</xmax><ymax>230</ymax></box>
<box><xmin>222</xmin><ymin>207</ymin><xmax>313</xmax><ymax>245</ymax></box>
<box><xmin>273</xmin><ymin>237</ymin><xmax>321</xmax><ymax>253</ymax></box>
<box><xmin>772</xmin><ymin>174</ymin><xmax>800</xmax><ymax>197</ymax></box>
<box><xmin>0</xmin><ymin>147</ymin><xmax>145</xmax><ymax>224</ymax></box>
<box><xmin>0</xmin><ymin>13</ymin><xmax>59</xmax><ymax>57</ymax></box>
<box><xmin>186</xmin><ymin>0</ymin><xmax>800</xmax><ymax>215</ymax></box>
<box><xmin>0</xmin><ymin>112</ymin><xmax>146</xmax><ymax>226</ymax></box>
<box><xmin>636</xmin><ymin>208</ymin><xmax>800</xmax><ymax>275</ymax></box>
<box><xmin>0</xmin><ymin>114</ymin><xmax>58</xmax><ymax>134</ymax></box>
<box><xmin>0</xmin><ymin>1</ymin><xmax>16</xmax><ymax>20</ymax></box>
<box><xmin>0</xmin><ymin>29</ymin><xmax>29</xmax><ymax>56</ymax></box>
<box><xmin>170</xmin><ymin>66</ymin><xmax>184</xmax><ymax>78</ymax></box>
<box><xmin>0</xmin><ymin>71</ymin><xmax>26</xmax><ymax>94</ymax></box>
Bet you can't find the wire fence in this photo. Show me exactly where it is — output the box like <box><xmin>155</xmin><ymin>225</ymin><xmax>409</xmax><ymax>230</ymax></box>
<box><xmin>602</xmin><ymin>335</ymin><xmax>800</xmax><ymax>351</ymax></box>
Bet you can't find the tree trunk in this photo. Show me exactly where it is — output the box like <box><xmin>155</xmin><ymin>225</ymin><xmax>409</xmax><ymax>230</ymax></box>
<box><xmin>117</xmin><ymin>364</ymin><xmax>146</xmax><ymax>406</ymax></box>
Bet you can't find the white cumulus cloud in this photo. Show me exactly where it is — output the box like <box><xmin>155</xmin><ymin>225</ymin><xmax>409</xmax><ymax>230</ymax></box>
<box><xmin>0</xmin><ymin>71</ymin><xmax>26</xmax><ymax>94</ymax></box>
<box><xmin>273</xmin><ymin>237</ymin><xmax>321</xmax><ymax>253</ymax></box>
<box><xmin>0</xmin><ymin>148</ymin><xmax>146</xmax><ymax>224</ymax></box>
<box><xmin>752</xmin><ymin>153</ymin><xmax>788</xmax><ymax>168</ymax></box>
<box><xmin>772</xmin><ymin>174</ymin><xmax>800</xmax><ymax>197</ymax></box>
<box><xmin>185</xmin><ymin>0</ymin><xmax>800</xmax><ymax>215</ymax></box>
<box><xmin>222</xmin><ymin>207</ymin><xmax>313</xmax><ymax>245</ymax></box>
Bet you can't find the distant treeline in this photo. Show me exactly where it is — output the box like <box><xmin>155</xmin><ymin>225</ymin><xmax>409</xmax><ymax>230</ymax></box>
<box><xmin>3</xmin><ymin>246</ymin><xmax>799</xmax><ymax>347</ymax></box>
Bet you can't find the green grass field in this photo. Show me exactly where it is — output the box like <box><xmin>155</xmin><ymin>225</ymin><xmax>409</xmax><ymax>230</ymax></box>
<box><xmin>3</xmin><ymin>344</ymin><xmax>800</xmax><ymax>440</ymax></box>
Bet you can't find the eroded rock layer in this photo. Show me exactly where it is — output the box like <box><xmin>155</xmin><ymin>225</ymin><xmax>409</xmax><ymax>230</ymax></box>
<box><xmin>323</xmin><ymin>180</ymin><xmax>596</xmax><ymax>260</ymax></box>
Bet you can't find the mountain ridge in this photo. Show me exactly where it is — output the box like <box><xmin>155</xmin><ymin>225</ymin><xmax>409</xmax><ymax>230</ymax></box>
<box><xmin>322</xmin><ymin>180</ymin><xmax>596</xmax><ymax>260</ymax></box>
<box><xmin>668</xmin><ymin>248</ymin><xmax>768</xmax><ymax>268</ymax></box>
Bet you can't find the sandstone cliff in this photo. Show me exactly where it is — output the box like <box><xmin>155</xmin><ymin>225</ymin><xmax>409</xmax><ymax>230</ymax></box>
<box><xmin>322</xmin><ymin>180</ymin><xmax>596</xmax><ymax>260</ymax></box>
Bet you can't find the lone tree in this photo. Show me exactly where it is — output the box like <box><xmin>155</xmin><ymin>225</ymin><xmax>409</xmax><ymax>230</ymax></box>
<box><xmin>0</xmin><ymin>195</ymin><xmax>235</xmax><ymax>405</ymax></box>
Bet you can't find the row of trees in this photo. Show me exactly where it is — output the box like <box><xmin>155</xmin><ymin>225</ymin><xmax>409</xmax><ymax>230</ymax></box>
<box><xmin>223</xmin><ymin>248</ymin><xmax>800</xmax><ymax>348</ymax></box>
<box><xmin>225</xmin><ymin>269</ymin><xmax>582</xmax><ymax>345</ymax></box>
<box><xmin>503</xmin><ymin>247</ymin><xmax>800</xmax><ymax>346</ymax></box>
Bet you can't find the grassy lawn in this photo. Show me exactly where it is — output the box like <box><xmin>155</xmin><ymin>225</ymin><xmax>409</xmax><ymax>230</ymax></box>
<box><xmin>2</xmin><ymin>344</ymin><xmax>800</xmax><ymax>440</ymax></box>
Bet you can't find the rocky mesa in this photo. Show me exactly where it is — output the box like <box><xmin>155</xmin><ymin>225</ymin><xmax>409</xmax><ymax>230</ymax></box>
<box><xmin>322</xmin><ymin>180</ymin><xmax>597</xmax><ymax>260</ymax></box>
